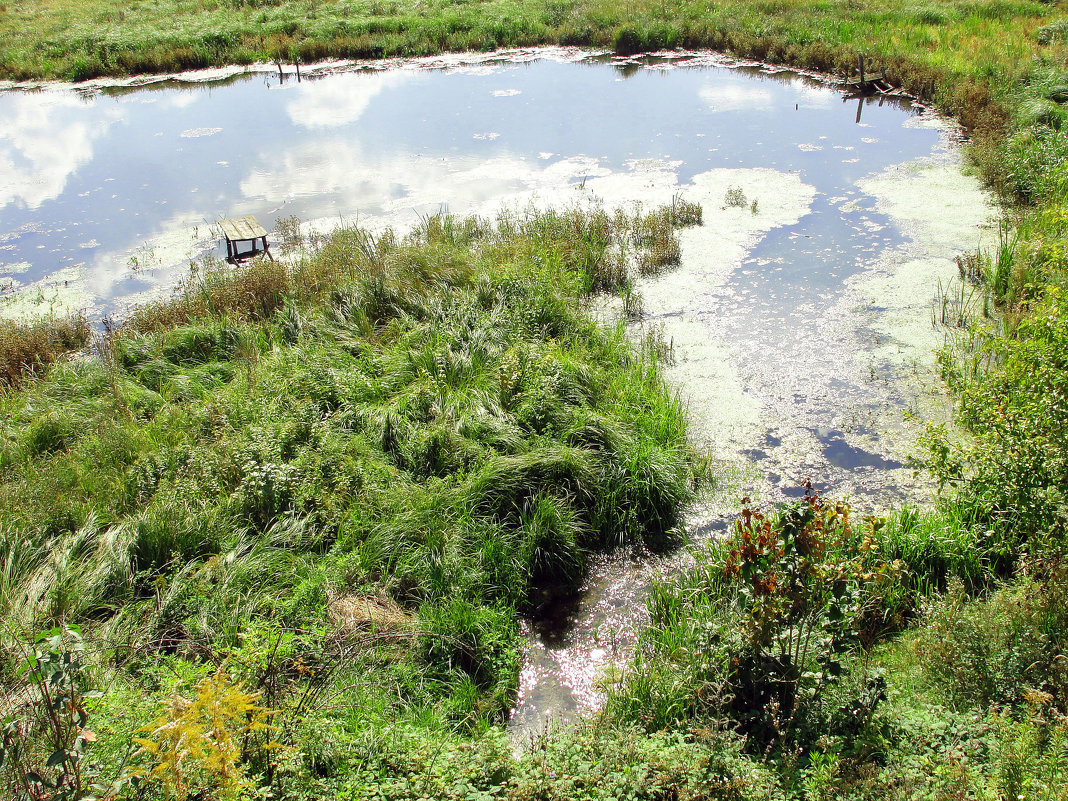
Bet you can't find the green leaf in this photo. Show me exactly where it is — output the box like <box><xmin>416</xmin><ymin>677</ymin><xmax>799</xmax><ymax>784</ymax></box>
<box><xmin>46</xmin><ymin>748</ymin><xmax>67</xmax><ymax>768</ymax></box>
<box><xmin>25</xmin><ymin>771</ymin><xmax>50</xmax><ymax>788</ymax></box>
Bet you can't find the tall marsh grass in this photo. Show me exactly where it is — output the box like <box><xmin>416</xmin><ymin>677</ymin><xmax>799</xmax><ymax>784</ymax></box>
<box><xmin>0</xmin><ymin>202</ymin><xmax>703</xmax><ymax>796</ymax></box>
<box><xmin>0</xmin><ymin>314</ymin><xmax>91</xmax><ymax>387</ymax></box>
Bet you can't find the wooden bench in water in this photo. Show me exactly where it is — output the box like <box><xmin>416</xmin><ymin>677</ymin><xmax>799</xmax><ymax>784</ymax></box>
<box><xmin>220</xmin><ymin>215</ymin><xmax>273</xmax><ymax>263</ymax></box>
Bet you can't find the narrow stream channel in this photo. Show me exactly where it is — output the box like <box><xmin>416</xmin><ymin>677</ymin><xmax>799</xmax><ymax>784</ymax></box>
<box><xmin>0</xmin><ymin>49</ymin><xmax>994</xmax><ymax>740</ymax></box>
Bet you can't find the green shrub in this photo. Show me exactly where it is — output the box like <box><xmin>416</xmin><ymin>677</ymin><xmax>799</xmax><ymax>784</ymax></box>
<box><xmin>0</xmin><ymin>626</ymin><xmax>111</xmax><ymax>801</ymax></box>
<box><xmin>915</xmin><ymin>560</ymin><xmax>1068</xmax><ymax>711</ymax></box>
<box><xmin>509</xmin><ymin>724</ymin><xmax>777</xmax><ymax>801</ymax></box>
<box><xmin>709</xmin><ymin>491</ymin><xmax>899</xmax><ymax>746</ymax></box>
<box><xmin>923</xmin><ymin>285</ymin><xmax>1068</xmax><ymax>548</ymax></box>
<box><xmin>611</xmin><ymin>490</ymin><xmax>904</xmax><ymax>750</ymax></box>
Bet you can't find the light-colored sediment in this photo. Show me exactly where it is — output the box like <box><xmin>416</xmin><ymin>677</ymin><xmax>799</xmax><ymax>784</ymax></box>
<box><xmin>847</xmin><ymin>157</ymin><xmax>996</xmax><ymax>400</ymax></box>
<box><xmin>0</xmin><ymin>264</ymin><xmax>94</xmax><ymax>319</ymax></box>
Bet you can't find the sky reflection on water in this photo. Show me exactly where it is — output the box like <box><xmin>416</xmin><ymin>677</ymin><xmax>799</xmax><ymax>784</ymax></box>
<box><xmin>1</xmin><ymin>51</ymin><xmax>934</xmax><ymax>318</ymax></box>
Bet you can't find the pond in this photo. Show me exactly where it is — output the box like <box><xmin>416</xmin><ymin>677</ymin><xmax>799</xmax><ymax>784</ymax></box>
<box><xmin>0</xmin><ymin>47</ymin><xmax>993</xmax><ymax>738</ymax></box>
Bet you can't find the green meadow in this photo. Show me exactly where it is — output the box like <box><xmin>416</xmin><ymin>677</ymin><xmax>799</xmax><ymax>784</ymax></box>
<box><xmin>4</xmin><ymin>1</ymin><xmax>1068</xmax><ymax>798</ymax></box>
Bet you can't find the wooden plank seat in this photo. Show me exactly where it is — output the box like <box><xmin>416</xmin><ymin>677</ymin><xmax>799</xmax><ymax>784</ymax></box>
<box><xmin>220</xmin><ymin>215</ymin><xmax>273</xmax><ymax>263</ymax></box>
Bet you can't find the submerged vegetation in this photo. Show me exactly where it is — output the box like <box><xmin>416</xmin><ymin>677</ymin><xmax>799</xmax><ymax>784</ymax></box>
<box><xmin>4</xmin><ymin>0</ymin><xmax>1068</xmax><ymax>798</ymax></box>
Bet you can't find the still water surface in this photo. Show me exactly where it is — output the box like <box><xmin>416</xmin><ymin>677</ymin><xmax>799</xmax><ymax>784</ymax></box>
<box><xmin>0</xmin><ymin>49</ymin><xmax>992</xmax><ymax>739</ymax></box>
<box><xmin>3</xmin><ymin>50</ymin><xmax>935</xmax><ymax>315</ymax></box>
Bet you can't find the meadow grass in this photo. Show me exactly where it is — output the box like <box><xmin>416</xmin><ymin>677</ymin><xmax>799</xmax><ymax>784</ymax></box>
<box><xmin>0</xmin><ymin>202</ymin><xmax>709</xmax><ymax>797</ymax></box>
<box><xmin>0</xmin><ymin>0</ymin><xmax>1058</xmax><ymax>113</ymax></box>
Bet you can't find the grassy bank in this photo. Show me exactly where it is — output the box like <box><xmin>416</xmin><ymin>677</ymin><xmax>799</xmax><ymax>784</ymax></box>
<box><xmin>601</xmin><ymin>494</ymin><xmax>1068</xmax><ymax>799</ymax></box>
<box><xmin>5</xmin><ymin>206</ymin><xmax>1065</xmax><ymax>799</ymax></box>
<box><xmin>0</xmin><ymin>0</ymin><xmax>1057</xmax><ymax>124</ymax></box>
<box><xmin>0</xmin><ymin>202</ymin><xmax>711</xmax><ymax>798</ymax></box>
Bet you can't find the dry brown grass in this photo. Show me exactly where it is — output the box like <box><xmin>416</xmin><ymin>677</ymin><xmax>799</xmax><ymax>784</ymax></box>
<box><xmin>124</xmin><ymin>257</ymin><xmax>291</xmax><ymax>335</ymax></box>
<box><xmin>0</xmin><ymin>313</ymin><xmax>91</xmax><ymax>387</ymax></box>
<box><xmin>327</xmin><ymin>592</ymin><xmax>414</xmax><ymax>636</ymax></box>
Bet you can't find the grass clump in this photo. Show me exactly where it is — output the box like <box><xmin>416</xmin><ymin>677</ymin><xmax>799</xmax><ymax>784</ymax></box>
<box><xmin>123</xmin><ymin>256</ymin><xmax>290</xmax><ymax>334</ymax></box>
<box><xmin>724</xmin><ymin>186</ymin><xmax>748</xmax><ymax>208</ymax></box>
<box><xmin>0</xmin><ymin>314</ymin><xmax>90</xmax><ymax>387</ymax></box>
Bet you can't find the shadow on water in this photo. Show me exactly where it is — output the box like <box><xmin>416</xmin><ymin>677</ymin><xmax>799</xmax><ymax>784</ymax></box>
<box><xmin>817</xmin><ymin>427</ymin><xmax>905</xmax><ymax>470</ymax></box>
